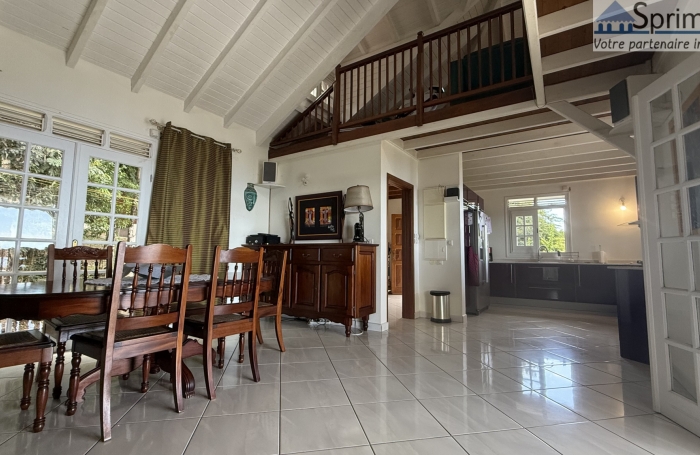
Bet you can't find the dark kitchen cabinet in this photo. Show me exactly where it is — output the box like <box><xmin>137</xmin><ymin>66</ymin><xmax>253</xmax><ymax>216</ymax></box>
<box><xmin>514</xmin><ymin>264</ymin><xmax>576</xmax><ymax>302</ymax></box>
<box><xmin>490</xmin><ymin>263</ymin><xmax>516</xmax><ymax>298</ymax></box>
<box><xmin>575</xmin><ymin>265</ymin><xmax>617</xmax><ymax>305</ymax></box>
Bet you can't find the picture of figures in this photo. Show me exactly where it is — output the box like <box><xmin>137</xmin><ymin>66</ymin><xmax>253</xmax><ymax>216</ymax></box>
<box><xmin>319</xmin><ymin>206</ymin><xmax>332</xmax><ymax>226</ymax></box>
<box><xmin>304</xmin><ymin>207</ymin><xmax>315</xmax><ymax>227</ymax></box>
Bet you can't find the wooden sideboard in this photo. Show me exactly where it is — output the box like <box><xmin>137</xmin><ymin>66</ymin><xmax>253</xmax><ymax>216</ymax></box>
<box><xmin>263</xmin><ymin>243</ymin><xmax>377</xmax><ymax>337</ymax></box>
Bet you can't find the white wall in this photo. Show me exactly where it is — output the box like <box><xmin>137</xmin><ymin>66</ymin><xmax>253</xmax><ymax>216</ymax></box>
<box><xmin>481</xmin><ymin>176</ymin><xmax>642</xmax><ymax>262</ymax></box>
<box><xmin>0</xmin><ymin>26</ymin><xmax>270</xmax><ymax>248</ymax></box>
<box><xmin>417</xmin><ymin>154</ymin><xmax>466</xmax><ymax>320</ymax></box>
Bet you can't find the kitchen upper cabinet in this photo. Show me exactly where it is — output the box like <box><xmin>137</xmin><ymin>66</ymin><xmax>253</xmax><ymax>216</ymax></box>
<box><xmin>575</xmin><ymin>264</ymin><xmax>617</xmax><ymax>305</ymax></box>
<box><xmin>490</xmin><ymin>263</ymin><xmax>516</xmax><ymax>298</ymax></box>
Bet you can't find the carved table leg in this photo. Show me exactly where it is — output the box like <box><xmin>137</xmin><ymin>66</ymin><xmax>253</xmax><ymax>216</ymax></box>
<box><xmin>345</xmin><ymin>324</ymin><xmax>351</xmax><ymax>337</ymax></box>
<box><xmin>33</xmin><ymin>360</ymin><xmax>51</xmax><ymax>433</ymax></box>
<box><xmin>21</xmin><ymin>363</ymin><xmax>34</xmax><ymax>410</ymax></box>
<box><xmin>66</xmin><ymin>352</ymin><xmax>81</xmax><ymax>415</ymax></box>
<box><xmin>140</xmin><ymin>354</ymin><xmax>151</xmax><ymax>393</ymax></box>
<box><xmin>362</xmin><ymin>316</ymin><xmax>369</xmax><ymax>331</ymax></box>
<box><xmin>52</xmin><ymin>342</ymin><xmax>66</xmax><ymax>399</ymax></box>
<box><xmin>154</xmin><ymin>350</ymin><xmax>195</xmax><ymax>399</ymax></box>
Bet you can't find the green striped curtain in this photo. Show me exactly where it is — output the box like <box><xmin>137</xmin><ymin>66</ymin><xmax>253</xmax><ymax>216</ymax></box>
<box><xmin>147</xmin><ymin>122</ymin><xmax>232</xmax><ymax>273</ymax></box>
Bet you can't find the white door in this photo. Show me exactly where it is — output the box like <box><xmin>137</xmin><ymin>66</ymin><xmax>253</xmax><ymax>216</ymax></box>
<box><xmin>635</xmin><ymin>53</ymin><xmax>700</xmax><ymax>436</ymax></box>
<box><xmin>0</xmin><ymin>125</ymin><xmax>75</xmax><ymax>284</ymax></box>
<box><xmin>71</xmin><ymin>145</ymin><xmax>153</xmax><ymax>251</ymax></box>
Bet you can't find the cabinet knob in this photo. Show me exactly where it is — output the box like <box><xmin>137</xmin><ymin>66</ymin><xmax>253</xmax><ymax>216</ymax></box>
<box><xmin>301</xmin><ymin>253</ymin><xmax>310</xmax><ymax>257</ymax></box>
<box><xmin>332</xmin><ymin>253</ymin><xmax>342</xmax><ymax>258</ymax></box>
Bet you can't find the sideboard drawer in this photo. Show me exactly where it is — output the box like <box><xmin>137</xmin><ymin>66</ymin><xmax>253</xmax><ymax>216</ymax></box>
<box><xmin>293</xmin><ymin>248</ymin><xmax>320</xmax><ymax>263</ymax></box>
<box><xmin>321</xmin><ymin>247</ymin><xmax>352</xmax><ymax>263</ymax></box>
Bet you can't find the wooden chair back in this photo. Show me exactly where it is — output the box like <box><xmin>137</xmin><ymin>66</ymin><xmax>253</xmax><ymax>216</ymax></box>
<box><xmin>206</xmin><ymin>246</ymin><xmax>264</xmax><ymax>325</ymax></box>
<box><xmin>47</xmin><ymin>245</ymin><xmax>113</xmax><ymax>283</ymax></box>
<box><xmin>259</xmin><ymin>249</ymin><xmax>288</xmax><ymax>307</ymax></box>
<box><xmin>107</xmin><ymin>242</ymin><xmax>193</xmax><ymax>336</ymax></box>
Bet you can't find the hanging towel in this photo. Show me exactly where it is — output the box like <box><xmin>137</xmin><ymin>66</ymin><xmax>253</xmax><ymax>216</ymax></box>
<box><xmin>468</xmin><ymin>246</ymin><xmax>480</xmax><ymax>286</ymax></box>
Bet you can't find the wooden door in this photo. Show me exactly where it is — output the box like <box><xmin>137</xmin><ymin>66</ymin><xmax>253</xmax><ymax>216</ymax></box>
<box><xmin>290</xmin><ymin>264</ymin><xmax>319</xmax><ymax>311</ymax></box>
<box><xmin>391</xmin><ymin>214</ymin><xmax>403</xmax><ymax>295</ymax></box>
<box><xmin>319</xmin><ymin>264</ymin><xmax>353</xmax><ymax>317</ymax></box>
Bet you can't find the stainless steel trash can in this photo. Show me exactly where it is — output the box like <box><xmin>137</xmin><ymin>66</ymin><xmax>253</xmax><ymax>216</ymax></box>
<box><xmin>430</xmin><ymin>290</ymin><xmax>451</xmax><ymax>323</ymax></box>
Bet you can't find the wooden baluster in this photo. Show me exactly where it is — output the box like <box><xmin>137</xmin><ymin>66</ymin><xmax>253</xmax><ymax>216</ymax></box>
<box><xmin>401</xmin><ymin>50</ymin><xmax>405</xmax><ymax>109</ymax></box>
<box><xmin>409</xmin><ymin>48</ymin><xmax>413</xmax><ymax>106</ymax></box>
<box><xmin>363</xmin><ymin>64</ymin><xmax>367</xmax><ymax>119</ymax></box>
<box><xmin>457</xmin><ymin>28</ymin><xmax>462</xmax><ymax>94</ymax></box>
<box><xmin>130</xmin><ymin>264</ymin><xmax>139</xmax><ymax>316</ymax></box>
<box><xmin>511</xmin><ymin>11</ymin><xmax>516</xmax><ymax>80</ymax></box>
<box><xmin>349</xmin><ymin>68</ymin><xmax>354</xmax><ymax>120</ymax></box>
<box><xmin>477</xmin><ymin>22</ymin><xmax>482</xmax><ymax>88</ymax></box>
<box><xmin>416</xmin><ymin>32</ymin><xmax>424</xmax><ymax>126</ymax></box>
<box><xmin>438</xmin><ymin>37</ymin><xmax>442</xmax><ymax>100</ymax></box>
<box><xmin>144</xmin><ymin>263</ymin><xmax>153</xmax><ymax>315</ymax></box>
<box><xmin>500</xmin><ymin>14</ymin><xmax>505</xmax><ymax>83</ymax></box>
<box><xmin>332</xmin><ymin>65</ymin><xmax>340</xmax><ymax>145</ymax></box>
<box><xmin>522</xmin><ymin>10</ymin><xmax>528</xmax><ymax>76</ymax></box>
<box><xmin>488</xmin><ymin>18</ymin><xmax>493</xmax><ymax>86</ymax></box>
<box><xmin>371</xmin><ymin>61</ymin><xmax>375</xmax><ymax>116</ymax></box>
<box><xmin>467</xmin><ymin>26</ymin><xmax>472</xmax><ymax>91</ymax></box>
<box><xmin>72</xmin><ymin>260</ymin><xmax>78</xmax><ymax>283</ymax></box>
<box><xmin>393</xmin><ymin>53</ymin><xmax>397</xmax><ymax>110</ymax></box>
<box><xmin>429</xmin><ymin>39</ymin><xmax>433</xmax><ymax>97</ymax></box>
<box><xmin>385</xmin><ymin>57</ymin><xmax>389</xmax><ymax>114</ymax></box>
<box><xmin>355</xmin><ymin>68</ymin><xmax>360</xmax><ymax>119</ymax></box>
<box><xmin>167</xmin><ymin>264</ymin><xmax>176</xmax><ymax>314</ymax></box>
<box><xmin>447</xmin><ymin>33</ymin><xmax>451</xmax><ymax>96</ymax></box>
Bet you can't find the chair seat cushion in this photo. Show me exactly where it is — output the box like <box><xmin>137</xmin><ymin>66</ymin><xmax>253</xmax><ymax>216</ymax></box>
<box><xmin>46</xmin><ymin>314</ymin><xmax>107</xmax><ymax>330</ymax></box>
<box><xmin>72</xmin><ymin>326</ymin><xmax>175</xmax><ymax>346</ymax></box>
<box><xmin>0</xmin><ymin>330</ymin><xmax>53</xmax><ymax>351</ymax></box>
<box><xmin>185</xmin><ymin>313</ymin><xmax>248</xmax><ymax>328</ymax></box>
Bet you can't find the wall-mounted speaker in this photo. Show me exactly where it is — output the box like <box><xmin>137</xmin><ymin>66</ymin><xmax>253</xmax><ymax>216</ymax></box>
<box><xmin>262</xmin><ymin>161</ymin><xmax>277</xmax><ymax>184</ymax></box>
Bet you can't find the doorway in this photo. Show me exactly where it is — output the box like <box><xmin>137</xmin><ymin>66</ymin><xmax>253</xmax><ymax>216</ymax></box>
<box><xmin>387</xmin><ymin>174</ymin><xmax>415</xmax><ymax>320</ymax></box>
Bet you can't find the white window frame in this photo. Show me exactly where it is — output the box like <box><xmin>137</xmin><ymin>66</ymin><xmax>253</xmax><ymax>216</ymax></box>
<box><xmin>505</xmin><ymin>192</ymin><xmax>572</xmax><ymax>258</ymax></box>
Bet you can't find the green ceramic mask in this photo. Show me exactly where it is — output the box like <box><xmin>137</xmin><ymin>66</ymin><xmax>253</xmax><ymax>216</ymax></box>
<box><xmin>244</xmin><ymin>183</ymin><xmax>257</xmax><ymax>211</ymax></box>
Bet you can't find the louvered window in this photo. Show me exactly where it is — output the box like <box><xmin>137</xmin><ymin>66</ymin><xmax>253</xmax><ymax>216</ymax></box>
<box><xmin>52</xmin><ymin>118</ymin><xmax>104</xmax><ymax>145</ymax></box>
<box><xmin>536</xmin><ymin>195</ymin><xmax>566</xmax><ymax>207</ymax></box>
<box><xmin>109</xmin><ymin>133</ymin><xmax>151</xmax><ymax>158</ymax></box>
<box><xmin>508</xmin><ymin>197</ymin><xmax>535</xmax><ymax>208</ymax></box>
<box><xmin>0</xmin><ymin>101</ymin><xmax>45</xmax><ymax>131</ymax></box>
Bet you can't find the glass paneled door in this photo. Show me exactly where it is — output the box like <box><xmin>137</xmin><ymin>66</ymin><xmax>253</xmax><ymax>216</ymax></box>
<box><xmin>635</xmin><ymin>53</ymin><xmax>700</xmax><ymax>437</ymax></box>
<box><xmin>0</xmin><ymin>125</ymin><xmax>75</xmax><ymax>285</ymax></box>
<box><xmin>72</xmin><ymin>145</ymin><xmax>152</xmax><ymax>253</ymax></box>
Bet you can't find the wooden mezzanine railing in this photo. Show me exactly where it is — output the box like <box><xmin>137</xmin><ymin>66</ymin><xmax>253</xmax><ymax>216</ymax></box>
<box><xmin>270</xmin><ymin>2</ymin><xmax>532</xmax><ymax>155</ymax></box>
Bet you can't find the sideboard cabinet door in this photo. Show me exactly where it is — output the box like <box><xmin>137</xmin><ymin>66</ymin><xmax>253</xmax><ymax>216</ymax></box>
<box><xmin>290</xmin><ymin>264</ymin><xmax>320</xmax><ymax>312</ymax></box>
<box><xmin>319</xmin><ymin>264</ymin><xmax>353</xmax><ymax>318</ymax></box>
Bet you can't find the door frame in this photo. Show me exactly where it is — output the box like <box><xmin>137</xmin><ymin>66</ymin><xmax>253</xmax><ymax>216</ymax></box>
<box><xmin>387</xmin><ymin>173</ymin><xmax>415</xmax><ymax>319</ymax></box>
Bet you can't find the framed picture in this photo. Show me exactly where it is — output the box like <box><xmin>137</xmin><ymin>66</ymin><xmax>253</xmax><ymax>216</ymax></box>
<box><xmin>295</xmin><ymin>191</ymin><xmax>343</xmax><ymax>240</ymax></box>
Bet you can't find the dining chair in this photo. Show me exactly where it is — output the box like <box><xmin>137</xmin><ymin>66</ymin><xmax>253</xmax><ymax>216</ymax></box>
<box><xmin>237</xmin><ymin>249</ymin><xmax>288</xmax><ymax>364</ymax></box>
<box><xmin>183</xmin><ymin>246</ymin><xmax>263</xmax><ymax>399</ymax></box>
<box><xmin>69</xmin><ymin>242</ymin><xmax>192</xmax><ymax>441</ymax></box>
<box><xmin>45</xmin><ymin>244</ymin><xmax>113</xmax><ymax>399</ymax></box>
<box><xmin>0</xmin><ymin>330</ymin><xmax>54</xmax><ymax>432</ymax></box>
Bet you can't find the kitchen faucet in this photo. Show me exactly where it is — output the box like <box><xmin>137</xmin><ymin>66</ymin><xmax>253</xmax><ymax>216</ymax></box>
<box><xmin>538</xmin><ymin>245</ymin><xmax>548</xmax><ymax>261</ymax></box>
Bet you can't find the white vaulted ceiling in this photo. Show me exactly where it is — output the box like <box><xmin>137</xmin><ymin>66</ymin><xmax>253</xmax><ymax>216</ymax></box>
<box><xmin>0</xmin><ymin>0</ymin><xmax>475</xmax><ymax>143</ymax></box>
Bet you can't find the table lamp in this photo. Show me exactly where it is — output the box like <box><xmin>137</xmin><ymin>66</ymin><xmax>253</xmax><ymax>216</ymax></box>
<box><xmin>344</xmin><ymin>185</ymin><xmax>373</xmax><ymax>242</ymax></box>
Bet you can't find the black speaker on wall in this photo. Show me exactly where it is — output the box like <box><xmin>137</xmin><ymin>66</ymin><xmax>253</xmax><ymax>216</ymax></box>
<box><xmin>262</xmin><ymin>161</ymin><xmax>277</xmax><ymax>184</ymax></box>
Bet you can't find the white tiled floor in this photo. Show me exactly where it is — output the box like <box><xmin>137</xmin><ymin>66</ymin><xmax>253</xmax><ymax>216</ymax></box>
<box><xmin>2</xmin><ymin>305</ymin><xmax>700</xmax><ymax>454</ymax></box>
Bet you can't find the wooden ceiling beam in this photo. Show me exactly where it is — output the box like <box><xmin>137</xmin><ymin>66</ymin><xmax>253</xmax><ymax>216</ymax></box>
<box><xmin>65</xmin><ymin>0</ymin><xmax>109</xmax><ymax>68</ymax></box>
<box><xmin>183</xmin><ymin>0</ymin><xmax>269</xmax><ymax>113</ymax></box>
<box><xmin>131</xmin><ymin>0</ymin><xmax>196</xmax><ymax>93</ymax></box>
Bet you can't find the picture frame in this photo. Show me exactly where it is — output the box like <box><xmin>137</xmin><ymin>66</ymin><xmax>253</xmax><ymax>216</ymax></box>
<box><xmin>295</xmin><ymin>191</ymin><xmax>343</xmax><ymax>240</ymax></box>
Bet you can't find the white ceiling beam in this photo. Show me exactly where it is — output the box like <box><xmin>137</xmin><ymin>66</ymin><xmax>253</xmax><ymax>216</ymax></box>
<box><xmin>223</xmin><ymin>0</ymin><xmax>338</xmax><ymax>128</ymax></box>
<box><xmin>543</xmin><ymin>45</ymin><xmax>625</xmax><ymax>75</ymax></box>
<box><xmin>548</xmin><ymin>101</ymin><xmax>636</xmax><ymax>156</ymax></box>
<box><xmin>131</xmin><ymin>0</ymin><xmax>195</xmax><ymax>93</ymax></box>
<box><xmin>464</xmin><ymin>157</ymin><xmax>635</xmax><ymax>182</ymax></box>
<box><xmin>462</xmin><ymin>134</ymin><xmax>605</xmax><ymax>162</ymax></box>
<box><xmin>427</xmin><ymin>0</ymin><xmax>441</xmax><ymax>26</ymax></box>
<box><xmin>255</xmin><ymin>0</ymin><xmax>400</xmax><ymax>145</ymax></box>
<box><xmin>385</xmin><ymin>13</ymin><xmax>401</xmax><ymax>41</ymax></box>
<box><xmin>463</xmin><ymin>149</ymin><xmax>627</xmax><ymax>174</ymax></box>
<box><xmin>405</xmin><ymin>100</ymin><xmax>610</xmax><ymax>150</ymax></box>
<box><xmin>66</xmin><ymin>0</ymin><xmax>108</xmax><ymax>68</ymax></box>
<box><xmin>546</xmin><ymin>63</ymin><xmax>651</xmax><ymax>103</ymax></box>
<box><xmin>468</xmin><ymin>165</ymin><xmax>637</xmax><ymax>187</ymax></box>
<box><xmin>470</xmin><ymin>169</ymin><xmax>637</xmax><ymax>191</ymax></box>
<box><xmin>538</xmin><ymin>0</ymin><xmax>592</xmax><ymax>38</ymax></box>
<box><xmin>522</xmin><ymin>0</ymin><xmax>545</xmax><ymax>107</ymax></box>
<box><xmin>417</xmin><ymin>117</ymin><xmax>612</xmax><ymax>159</ymax></box>
<box><xmin>183</xmin><ymin>0</ymin><xmax>268</xmax><ymax>113</ymax></box>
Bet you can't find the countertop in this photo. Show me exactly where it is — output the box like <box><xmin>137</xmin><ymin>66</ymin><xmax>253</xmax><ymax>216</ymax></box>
<box><xmin>491</xmin><ymin>259</ymin><xmax>642</xmax><ymax>267</ymax></box>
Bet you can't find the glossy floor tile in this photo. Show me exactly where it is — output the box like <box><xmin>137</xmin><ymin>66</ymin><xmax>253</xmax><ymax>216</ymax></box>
<box><xmin>1</xmin><ymin>306</ymin><xmax>697</xmax><ymax>454</ymax></box>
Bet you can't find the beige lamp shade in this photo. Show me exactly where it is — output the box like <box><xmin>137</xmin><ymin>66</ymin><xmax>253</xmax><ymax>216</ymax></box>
<box><xmin>344</xmin><ymin>185</ymin><xmax>373</xmax><ymax>212</ymax></box>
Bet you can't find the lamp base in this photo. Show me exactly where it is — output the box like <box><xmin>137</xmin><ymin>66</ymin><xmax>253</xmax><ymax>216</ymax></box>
<box><xmin>353</xmin><ymin>222</ymin><xmax>363</xmax><ymax>242</ymax></box>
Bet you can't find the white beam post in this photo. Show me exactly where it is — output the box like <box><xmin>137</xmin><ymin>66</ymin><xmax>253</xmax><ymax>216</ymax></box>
<box><xmin>522</xmin><ymin>0</ymin><xmax>545</xmax><ymax>107</ymax></box>
<box><xmin>66</xmin><ymin>0</ymin><xmax>109</xmax><ymax>68</ymax></box>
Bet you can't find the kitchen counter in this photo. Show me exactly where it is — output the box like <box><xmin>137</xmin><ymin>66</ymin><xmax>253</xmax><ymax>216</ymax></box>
<box><xmin>491</xmin><ymin>259</ymin><xmax>642</xmax><ymax>266</ymax></box>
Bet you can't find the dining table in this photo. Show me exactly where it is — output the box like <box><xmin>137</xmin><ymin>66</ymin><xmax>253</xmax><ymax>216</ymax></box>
<box><xmin>0</xmin><ymin>275</ymin><xmax>272</xmax><ymax>414</ymax></box>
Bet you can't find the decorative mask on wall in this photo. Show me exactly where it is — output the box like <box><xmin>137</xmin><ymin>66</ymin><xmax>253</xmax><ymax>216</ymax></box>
<box><xmin>244</xmin><ymin>183</ymin><xmax>257</xmax><ymax>211</ymax></box>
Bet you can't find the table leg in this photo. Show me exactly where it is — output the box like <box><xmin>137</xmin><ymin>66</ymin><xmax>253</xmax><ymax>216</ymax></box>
<box><xmin>362</xmin><ymin>317</ymin><xmax>369</xmax><ymax>331</ymax></box>
<box><xmin>154</xmin><ymin>350</ymin><xmax>195</xmax><ymax>399</ymax></box>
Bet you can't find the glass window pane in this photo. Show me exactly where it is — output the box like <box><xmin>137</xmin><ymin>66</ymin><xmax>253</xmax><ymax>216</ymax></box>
<box><xmin>669</xmin><ymin>345</ymin><xmax>697</xmax><ymax>403</ymax></box>
<box><xmin>28</xmin><ymin>145</ymin><xmax>63</xmax><ymax>177</ymax></box>
<box><xmin>83</xmin><ymin>215</ymin><xmax>110</xmax><ymax>241</ymax></box>
<box><xmin>25</xmin><ymin>177</ymin><xmax>60</xmax><ymax>208</ymax></box>
<box><xmin>524</xmin><ymin>216</ymin><xmax>533</xmax><ymax>225</ymax></box>
<box><xmin>651</xmin><ymin>90</ymin><xmax>675</xmax><ymax>142</ymax></box>
<box><xmin>654</xmin><ymin>140</ymin><xmax>679</xmax><ymax>188</ymax></box>
<box><xmin>525</xmin><ymin>226</ymin><xmax>533</xmax><ymax>235</ymax></box>
<box><xmin>662</xmin><ymin>242</ymin><xmax>689</xmax><ymax>290</ymax></box>
<box><xmin>0</xmin><ymin>138</ymin><xmax>26</xmax><ymax>171</ymax></box>
<box><xmin>117</xmin><ymin>164</ymin><xmax>140</xmax><ymax>190</ymax></box>
<box><xmin>697</xmin><ymin>298</ymin><xmax>700</xmax><ymax>346</ymax></box>
<box><xmin>0</xmin><ymin>207</ymin><xmax>19</xmax><ymax>237</ymax></box>
<box><xmin>692</xmin><ymin>242</ymin><xmax>700</xmax><ymax>291</ymax></box>
<box><xmin>0</xmin><ymin>172</ymin><xmax>23</xmax><ymax>204</ymax></box>
<box><xmin>21</xmin><ymin>209</ymin><xmax>57</xmax><ymax>239</ymax></box>
<box><xmin>18</xmin><ymin>242</ymin><xmax>50</xmax><ymax>273</ymax></box>
<box><xmin>679</xmin><ymin>70</ymin><xmax>700</xmax><ymax>129</ymax></box>
<box><xmin>516</xmin><ymin>217</ymin><xmax>523</xmax><ymax>226</ymax></box>
<box><xmin>88</xmin><ymin>158</ymin><xmax>115</xmax><ymax>185</ymax></box>
<box><xmin>665</xmin><ymin>293</ymin><xmax>694</xmax><ymax>346</ymax></box>
<box><xmin>658</xmin><ymin>191</ymin><xmax>683</xmax><ymax>237</ymax></box>
<box><xmin>525</xmin><ymin>237</ymin><xmax>534</xmax><ymax>246</ymax></box>
<box><xmin>0</xmin><ymin>241</ymin><xmax>15</xmax><ymax>273</ymax></box>
<box><xmin>684</xmin><ymin>129</ymin><xmax>700</xmax><ymax>181</ymax></box>
<box><xmin>516</xmin><ymin>227</ymin><xmax>524</xmax><ymax>236</ymax></box>
<box><xmin>689</xmin><ymin>186</ymin><xmax>700</xmax><ymax>236</ymax></box>
<box><xmin>85</xmin><ymin>186</ymin><xmax>112</xmax><ymax>213</ymax></box>
<box><xmin>517</xmin><ymin>237</ymin><xmax>525</xmax><ymax>246</ymax></box>
<box><xmin>113</xmin><ymin>217</ymin><xmax>137</xmax><ymax>242</ymax></box>
<box><xmin>115</xmin><ymin>191</ymin><xmax>138</xmax><ymax>216</ymax></box>
<box><xmin>538</xmin><ymin>208</ymin><xmax>566</xmax><ymax>252</ymax></box>
<box><xmin>16</xmin><ymin>274</ymin><xmax>45</xmax><ymax>283</ymax></box>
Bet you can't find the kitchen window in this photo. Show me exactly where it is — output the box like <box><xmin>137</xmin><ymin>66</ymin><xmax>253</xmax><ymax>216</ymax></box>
<box><xmin>507</xmin><ymin>194</ymin><xmax>570</xmax><ymax>257</ymax></box>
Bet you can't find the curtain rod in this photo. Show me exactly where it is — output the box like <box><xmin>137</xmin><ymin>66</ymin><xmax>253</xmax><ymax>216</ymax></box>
<box><xmin>149</xmin><ymin>119</ymin><xmax>242</xmax><ymax>154</ymax></box>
